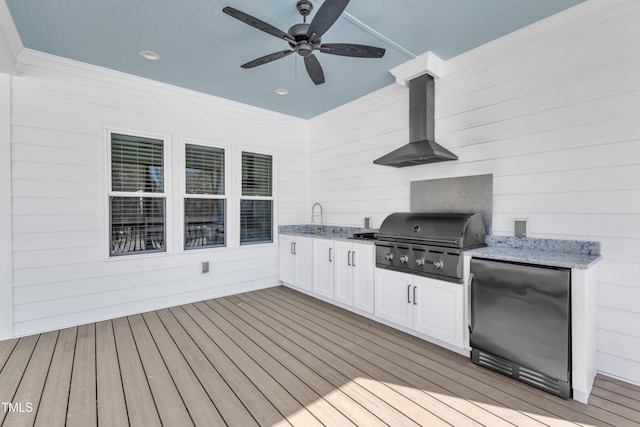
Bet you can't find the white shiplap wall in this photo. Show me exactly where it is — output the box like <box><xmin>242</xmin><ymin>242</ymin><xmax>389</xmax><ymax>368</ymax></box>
<box><xmin>308</xmin><ymin>0</ymin><xmax>640</xmax><ymax>385</ymax></box>
<box><xmin>10</xmin><ymin>50</ymin><xmax>308</xmax><ymax>336</ymax></box>
<box><xmin>0</xmin><ymin>74</ymin><xmax>12</xmax><ymax>340</ymax></box>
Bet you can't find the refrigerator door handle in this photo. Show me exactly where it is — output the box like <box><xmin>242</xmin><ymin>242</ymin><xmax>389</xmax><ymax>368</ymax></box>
<box><xmin>468</xmin><ymin>273</ymin><xmax>475</xmax><ymax>334</ymax></box>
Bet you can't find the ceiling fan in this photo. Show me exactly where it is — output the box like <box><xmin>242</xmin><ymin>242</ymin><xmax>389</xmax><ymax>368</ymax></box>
<box><xmin>222</xmin><ymin>0</ymin><xmax>386</xmax><ymax>85</ymax></box>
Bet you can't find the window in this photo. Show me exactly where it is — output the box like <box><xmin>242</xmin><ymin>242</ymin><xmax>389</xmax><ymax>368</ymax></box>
<box><xmin>184</xmin><ymin>144</ymin><xmax>226</xmax><ymax>249</ymax></box>
<box><xmin>240</xmin><ymin>151</ymin><xmax>273</xmax><ymax>245</ymax></box>
<box><xmin>109</xmin><ymin>133</ymin><xmax>166</xmax><ymax>256</ymax></box>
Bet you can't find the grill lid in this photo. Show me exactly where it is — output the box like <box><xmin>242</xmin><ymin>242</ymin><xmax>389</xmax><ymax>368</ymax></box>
<box><xmin>377</xmin><ymin>212</ymin><xmax>485</xmax><ymax>248</ymax></box>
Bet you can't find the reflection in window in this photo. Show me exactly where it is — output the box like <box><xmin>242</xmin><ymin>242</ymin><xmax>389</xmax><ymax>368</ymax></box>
<box><xmin>184</xmin><ymin>144</ymin><xmax>226</xmax><ymax>249</ymax></box>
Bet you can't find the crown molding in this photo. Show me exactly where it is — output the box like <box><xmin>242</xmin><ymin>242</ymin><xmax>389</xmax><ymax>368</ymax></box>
<box><xmin>0</xmin><ymin>0</ymin><xmax>23</xmax><ymax>75</ymax></box>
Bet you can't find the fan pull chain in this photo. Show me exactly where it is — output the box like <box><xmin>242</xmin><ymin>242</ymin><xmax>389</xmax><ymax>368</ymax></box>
<box><xmin>294</xmin><ymin>55</ymin><xmax>298</xmax><ymax>80</ymax></box>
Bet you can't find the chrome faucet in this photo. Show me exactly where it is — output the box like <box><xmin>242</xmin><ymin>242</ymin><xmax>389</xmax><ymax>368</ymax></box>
<box><xmin>311</xmin><ymin>203</ymin><xmax>324</xmax><ymax>230</ymax></box>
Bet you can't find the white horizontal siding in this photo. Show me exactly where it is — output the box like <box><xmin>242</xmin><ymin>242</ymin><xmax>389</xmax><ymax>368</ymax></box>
<box><xmin>308</xmin><ymin>0</ymin><xmax>640</xmax><ymax>384</ymax></box>
<box><xmin>10</xmin><ymin>51</ymin><xmax>308</xmax><ymax>336</ymax></box>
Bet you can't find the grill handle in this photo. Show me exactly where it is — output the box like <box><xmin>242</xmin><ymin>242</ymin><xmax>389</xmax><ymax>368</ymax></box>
<box><xmin>376</xmin><ymin>235</ymin><xmax>460</xmax><ymax>246</ymax></box>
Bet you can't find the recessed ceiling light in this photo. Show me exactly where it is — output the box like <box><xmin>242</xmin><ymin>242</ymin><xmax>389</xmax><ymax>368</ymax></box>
<box><xmin>275</xmin><ymin>88</ymin><xmax>289</xmax><ymax>96</ymax></box>
<box><xmin>139</xmin><ymin>50</ymin><xmax>161</xmax><ymax>61</ymax></box>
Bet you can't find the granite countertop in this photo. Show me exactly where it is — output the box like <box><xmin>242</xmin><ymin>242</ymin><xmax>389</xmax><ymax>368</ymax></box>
<box><xmin>466</xmin><ymin>236</ymin><xmax>602</xmax><ymax>269</ymax></box>
<box><xmin>279</xmin><ymin>225</ymin><xmax>378</xmax><ymax>244</ymax></box>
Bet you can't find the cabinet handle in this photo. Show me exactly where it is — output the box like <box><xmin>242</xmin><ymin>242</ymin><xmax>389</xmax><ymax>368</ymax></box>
<box><xmin>347</xmin><ymin>251</ymin><xmax>352</xmax><ymax>266</ymax></box>
<box><xmin>413</xmin><ymin>286</ymin><xmax>417</xmax><ymax>305</ymax></box>
<box><xmin>293</xmin><ymin>242</ymin><xmax>297</xmax><ymax>255</ymax></box>
<box><xmin>291</xmin><ymin>242</ymin><xmax>294</xmax><ymax>254</ymax></box>
<box><xmin>407</xmin><ymin>285</ymin><xmax>412</xmax><ymax>303</ymax></box>
<box><xmin>329</xmin><ymin>247</ymin><xmax>332</xmax><ymax>262</ymax></box>
<box><xmin>352</xmin><ymin>251</ymin><xmax>356</xmax><ymax>267</ymax></box>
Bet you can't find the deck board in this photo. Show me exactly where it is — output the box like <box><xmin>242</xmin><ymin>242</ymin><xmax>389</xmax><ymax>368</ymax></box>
<box><xmin>3</xmin><ymin>331</ymin><xmax>57</xmax><ymax>427</ymax></box>
<box><xmin>222</xmin><ymin>294</ymin><xmax>419</xmax><ymax>426</ymax></box>
<box><xmin>127</xmin><ymin>314</ymin><xmax>193</xmax><ymax>426</ymax></box>
<box><xmin>67</xmin><ymin>323</ymin><xmax>97</xmax><ymax>427</ymax></box>
<box><xmin>155</xmin><ymin>308</ymin><xmax>261</xmax><ymax>427</ymax></box>
<box><xmin>112</xmin><ymin>316</ymin><xmax>161</xmax><ymax>427</ymax></box>
<box><xmin>141</xmin><ymin>310</ymin><xmax>225</xmax><ymax>426</ymax></box>
<box><xmin>183</xmin><ymin>302</ymin><xmax>322</xmax><ymax>427</ymax></box>
<box><xmin>35</xmin><ymin>328</ymin><xmax>77</xmax><ymax>427</ymax></box>
<box><xmin>95</xmin><ymin>320</ymin><xmax>129</xmax><ymax>427</ymax></box>
<box><xmin>1</xmin><ymin>286</ymin><xmax>640</xmax><ymax>427</ymax></box>
<box><xmin>169</xmin><ymin>305</ymin><xmax>290</xmax><ymax>427</ymax></box>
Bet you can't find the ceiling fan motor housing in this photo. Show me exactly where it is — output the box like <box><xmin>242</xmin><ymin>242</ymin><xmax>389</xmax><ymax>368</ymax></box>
<box><xmin>288</xmin><ymin>22</ymin><xmax>321</xmax><ymax>56</ymax></box>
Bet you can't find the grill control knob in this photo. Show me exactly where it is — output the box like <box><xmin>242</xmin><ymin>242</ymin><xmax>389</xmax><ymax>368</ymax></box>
<box><xmin>384</xmin><ymin>253</ymin><xmax>393</xmax><ymax>261</ymax></box>
<box><xmin>399</xmin><ymin>255</ymin><xmax>409</xmax><ymax>263</ymax></box>
<box><xmin>416</xmin><ymin>258</ymin><xmax>425</xmax><ymax>266</ymax></box>
<box><xmin>434</xmin><ymin>260</ymin><xmax>444</xmax><ymax>269</ymax></box>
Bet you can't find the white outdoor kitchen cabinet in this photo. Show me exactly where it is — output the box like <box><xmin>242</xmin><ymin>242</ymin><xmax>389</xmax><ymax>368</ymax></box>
<box><xmin>334</xmin><ymin>241</ymin><xmax>375</xmax><ymax>314</ymax></box>
<box><xmin>278</xmin><ymin>235</ymin><xmax>313</xmax><ymax>291</ymax></box>
<box><xmin>311</xmin><ymin>239</ymin><xmax>335</xmax><ymax>299</ymax></box>
<box><xmin>374</xmin><ymin>268</ymin><xmax>464</xmax><ymax>349</ymax></box>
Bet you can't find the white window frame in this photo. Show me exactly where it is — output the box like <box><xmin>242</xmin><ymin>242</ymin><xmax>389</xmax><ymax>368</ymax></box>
<box><xmin>104</xmin><ymin>126</ymin><xmax>172</xmax><ymax>259</ymax></box>
<box><xmin>238</xmin><ymin>147</ymin><xmax>277</xmax><ymax>247</ymax></box>
<box><xmin>180</xmin><ymin>138</ymin><xmax>230</xmax><ymax>252</ymax></box>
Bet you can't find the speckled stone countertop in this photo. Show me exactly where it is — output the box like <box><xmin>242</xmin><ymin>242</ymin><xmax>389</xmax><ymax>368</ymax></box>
<box><xmin>279</xmin><ymin>225</ymin><xmax>378</xmax><ymax>244</ymax></box>
<box><xmin>466</xmin><ymin>236</ymin><xmax>602</xmax><ymax>269</ymax></box>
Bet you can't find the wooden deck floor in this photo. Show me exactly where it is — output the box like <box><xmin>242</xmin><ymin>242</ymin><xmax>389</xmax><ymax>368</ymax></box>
<box><xmin>1</xmin><ymin>286</ymin><xmax>639</xmax><ymax>427</ymax></box>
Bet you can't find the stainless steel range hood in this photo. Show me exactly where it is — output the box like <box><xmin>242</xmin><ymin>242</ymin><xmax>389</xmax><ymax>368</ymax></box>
<box><xmin>374</xmin><ymin>73</ymin><xmax>457</xmax><ymax>168</ymax></box>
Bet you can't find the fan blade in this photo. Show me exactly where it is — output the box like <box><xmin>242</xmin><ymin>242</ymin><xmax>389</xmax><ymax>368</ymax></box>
<box><xmin>304</xmin><ymin>55</ymin><xmax>325</xmax><ymax>85</ymax></box>
<box><xmin>307</xmin><ymin>0</ymin><xmax>350</xmax><ymax>42</ymax></box>
<box><xmin>241</xmin><ymin>50</ymin><xmax>294</xmax><ymax>69</ymax></box>
<box><xmin>320</xmin><ymin>43</ymin><xmax>385</xmax><ymax>58</ymax></box>
<box><xmin>223</xmin><ymin>7</ymin><xmax>295</xmax><ymax>43</ymax></box>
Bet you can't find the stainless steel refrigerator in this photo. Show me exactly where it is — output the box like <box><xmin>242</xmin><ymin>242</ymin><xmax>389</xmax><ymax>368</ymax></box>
<box><xmin>470</xmin><ymin>258</ymin><xmax>572</xmax><ymax>398</ymax></box>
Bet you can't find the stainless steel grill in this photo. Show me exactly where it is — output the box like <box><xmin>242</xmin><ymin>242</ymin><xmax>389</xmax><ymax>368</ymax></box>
<box><xmin>374</xmin><ymin>212</ymin><xmax>486</xmax><ymax>282</ymax></box>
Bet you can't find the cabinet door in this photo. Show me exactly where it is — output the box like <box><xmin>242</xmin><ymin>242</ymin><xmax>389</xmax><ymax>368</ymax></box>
<box><xmin>312</xmin><ymin>239</ymin><xmax>335</xmax><ymax>299</ymax></box>
<box><xmin>374</xmin><ymin>268</ymin><xmax>413</xmax><ymax>329</ymax></box>
<box><xmin>413</xmin><ymin>276</ymin><xmax>464</xmax><ymax>348</ymax></box>
<box><xmin>294</xmin><ymin>237</ymin><xmax>313</xmax><ymax>291</ymax></box>
<box><xmin>278</xmin><ymin>235</ymin><xmax>296</xmax><ymax>285</ymax></box>
<box><xmin>352</xmin><ymin>243</ymin><xmax>374</xmax><ymax>313</ymax></box>
<box><xmin>334</xmin><ymin>241</ymin><xmax>354</xmax><ymax>306</ymax></box>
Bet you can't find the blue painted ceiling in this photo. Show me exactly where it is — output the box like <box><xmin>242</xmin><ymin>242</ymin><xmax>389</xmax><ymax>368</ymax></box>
<box><xmin>6</xmin><ymin>0</ymin><xmax>585</xmax><ymax>119</ymax></box>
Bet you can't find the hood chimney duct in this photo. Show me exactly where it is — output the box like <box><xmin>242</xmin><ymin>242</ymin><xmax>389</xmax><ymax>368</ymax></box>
<box><xmin>374</xmin><ymin>73</ymin><xmax>458</xmax><ymax>168</ymax></box>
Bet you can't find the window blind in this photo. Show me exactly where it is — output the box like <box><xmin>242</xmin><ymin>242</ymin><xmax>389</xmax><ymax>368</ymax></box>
<box><xmin>185</xmin><ymin>144</ymin><xmax>225</xmax><ymax>195</ymax></box>
<box><xmin>184</xmin><ymin>144</ymin><xmax>226</xmax><ymax>249</ymax></box>
<box><xmin>242</xmin><ymin>151</ymin><xmax>272</xmax><ymax>197</ymax></box>
<box><xmin>240</xmin><ymin>151</ymin><xmax>273</xmax><ymax>245</ymax></box>
<box><xmin>111</xmin><ymin>133</ymin><xmax>164</xmax><ymax>193</ymax></box>
<box><xmin>184</xmin><ymin>199</ymin><xmax>225</xmax><ymax>248</ymax></box>
<box><xmin>110</xmin><ymin>132</ymin><xmax>166</xmax><ymax>256</ymax></box>
<box><xmin>110</xmin><ymin>197</ymin><xmax>165</xmax><ymax>255</ymax></box>
<box><xmin>240</xmin><ymin>200</ymin><xmax>272</xmax><ymax>244</ymax></box>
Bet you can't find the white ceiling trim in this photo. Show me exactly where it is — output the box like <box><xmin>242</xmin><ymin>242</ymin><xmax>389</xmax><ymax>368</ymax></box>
<box><xmin>0</xmin><ymin>0</ymin><xmax>23</xmax><ymax>75</ymax></box>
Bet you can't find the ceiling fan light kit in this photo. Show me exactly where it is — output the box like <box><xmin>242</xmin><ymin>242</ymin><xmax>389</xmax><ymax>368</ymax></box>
<box><xmin>222</xmin><ymin>0</ymin><xmax>385</xmax><ymax>85</ymax></box>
